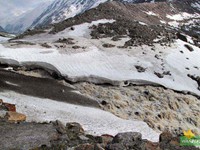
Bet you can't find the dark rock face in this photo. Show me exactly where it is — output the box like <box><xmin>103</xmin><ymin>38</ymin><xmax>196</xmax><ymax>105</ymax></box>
<box><xmin>135</xmin><ymin>65</ymin><xmax>146</xmax><ymax>73</ymax></box>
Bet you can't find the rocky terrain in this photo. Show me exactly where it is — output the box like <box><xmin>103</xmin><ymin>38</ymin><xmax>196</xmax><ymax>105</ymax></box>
<box><xmin>1</xmin><ymin>119</ymin><xmax>198</xmax><ymax>150</ymax></box>
<box><xmin>0</xmin><ymin>101</ymin><xmax>198</xmax><ymax>150</ymax></box>
<box><xmin>0</xmin><ymin>0</ymin><xmax>200</xmax><ymax>149</ymax></box>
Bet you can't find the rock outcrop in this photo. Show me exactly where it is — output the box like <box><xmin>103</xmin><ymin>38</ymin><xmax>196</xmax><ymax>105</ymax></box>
<box><xmin>0</xmin><ymin>99</ymin><xmax>26</xmax><ymax>123</ymax></box>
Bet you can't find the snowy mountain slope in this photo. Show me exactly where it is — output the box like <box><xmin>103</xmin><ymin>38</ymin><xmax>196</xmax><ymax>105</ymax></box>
<box><xmin>37</xmin><ymin>0</ymin><xmax>198</xmax><ymax>40</ymax></box>
<box><xmin>30</xmin><ymin>0</ymin><xmax>176</xmax><ymax>29</ymax></box>
<box><xmin>30</xmin><ymin>0</ymin><xmax>108</xmax><ymax>28</ymax></box>
<box><xmin>3</xmin><ymin>0</ymin><xmax>196</xmax><ymax>34</ymax></box>
<box><xmin>4</xmin><ymin>2</ymin><xmax>50</xmax><ymax>34</ymax></box>
<box><xmin>0</xmin><ymin>36</ymin><xmax>10</xmax><ymax>43</ymax></box>
<box><xmin>1</xmin><ymin>19</ymin><xmax>200</xmax><ymax>96</ymax></box>
<box><xmin>0</xmin><ymin>26</ymin><xmax>5</xmax><ymax>32</ymax></box>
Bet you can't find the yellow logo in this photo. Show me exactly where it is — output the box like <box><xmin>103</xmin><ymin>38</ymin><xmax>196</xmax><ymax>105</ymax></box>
<box><xmin>183</xmin><ymin>130</ymin><xmax>195</xmax><ymax>139</ymax></box>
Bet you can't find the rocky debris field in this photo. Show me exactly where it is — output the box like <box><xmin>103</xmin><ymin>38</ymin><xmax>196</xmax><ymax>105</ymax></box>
<box><xmin>0</xmin><ymin>118</ymin><xmax>198</xmax><ymax>150</ymax></box>
<box><xmin>75</xmin><ymin>82</ymin><xmax>200</xmax><ymax>136</ymax></box>
<box><xmin>90</xmin><ymin>19</ymin><xmax>176</xmax><ymax>47</ymax></box>
<box><xmin>48</xmin><ymin>0</ymin><xmax>198</xmax><ymax>33</ymax></box>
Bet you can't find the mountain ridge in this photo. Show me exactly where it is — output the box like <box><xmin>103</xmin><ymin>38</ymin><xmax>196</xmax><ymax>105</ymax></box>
<box><xmin>3</xmin><ymin>0</ymin><xmax>190</xmax><ymax>34</ymax></box>
<box><xmin>30</xmin><ymin>0</ymin><xmax>108</xmax><ymax>28</ymax></box>
<box><xmin>4</xmin><ymin>2</ymin><xmax>50</xmax><ymax>34</ymax></box>
<box><xmin>0</xmin><ymin>26</ymin><xmax>5</xmax><ymax>33</ymax></box>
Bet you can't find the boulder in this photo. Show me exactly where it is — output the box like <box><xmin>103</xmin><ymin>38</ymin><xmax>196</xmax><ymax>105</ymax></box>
<box><xmin>0</xmin><ymin>99</ymin><xmax>16</xmax><ymax>112</ymax></box>
<box><xmin>101</xmin><ymin>134</ymin><xmax>114</xmax><ymax>145</ymax></box>
<box><xmin>176</xmin><ymin>33</ymin><xmax>187</xmax><ymax>42</ymax></box>
<box><xmin>3</xmin><ymin>103</ymin><xmax>16</xmax><ymax>112</ymax></box>
<box><xmin>66</xmin><ymin>122</ymin><xmax>85</xmax><ymax>139</ymax></box>
<box><xmin>102</xmin><ymin>43</ymin><xmax>115</xmax><ymax>48</ymax></box>
<box><xmin>143</xmin><ymin>141</ymin><xmax>160</xmax><ymax>150</ymax></box>
<box><xmin>112</xmin><ymin>132</ymin><xmax>142</xmax><ymax>144</ymax></box>
<box><xmin>5</xmin><ymin>111</ymin><xmax>26</xmax><ymax>122</ymax></box>
<box><xmin>159</xmin><ymin>131</ymin><xmax>173</xmax><ymax>143</ymax></box>
<box><xmin>135</xmin><ymin>65</ymin><xmax>146</xmax><ymax>73</ymax></box>
<box><xmin>184</xmin><ymin>44</ymin><xmax>194</xmax><ymax>52</ymax></box>
<box><xmin>107</xmin><ymin>132</ymin><xmax>142</xmax><ymax>150</ymax></box>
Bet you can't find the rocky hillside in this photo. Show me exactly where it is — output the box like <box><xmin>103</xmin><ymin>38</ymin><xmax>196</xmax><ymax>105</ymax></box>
<box><xmin>26</xmin><ymin>0</ymin><xmax>199</xmax><ymax>38</ymax></box>
<box><xmin>4</xmin><ymin>0</ymin><xmax>200</xmax><ymax>34</ymax></box>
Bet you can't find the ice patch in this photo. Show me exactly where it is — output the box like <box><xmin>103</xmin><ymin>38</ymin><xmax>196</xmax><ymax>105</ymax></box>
<box><xmin>166</xmin><ymin>13</ymin><xmax>198</xmax><ymax>21</ymax></box>
<box><xmin>0</xmin><ymin>36</ymin><xmax>10</xmax><ymax>43</ymax></box>
<box><xmin>144</xmin><ymin>11</ymin><xmax>158</xmax><ymax>16</ymax></box>
<box><xmin>4</xmin><ymin>81</ymin><xmax>20</xmax><ymax>87</ymax></box>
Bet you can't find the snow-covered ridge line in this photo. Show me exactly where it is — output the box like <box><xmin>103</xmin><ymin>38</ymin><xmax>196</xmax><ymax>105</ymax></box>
<box><xmin>30</xmin><ymin>0</ymin><xmax>108</xmax><ymax>28</ymax></box>
<box><xmin>0</xmin><ymin>57</ymin><xmax>161</xmax><ymax>86</ymax></box>
<box><xmin>1</xmin><ymin>57</ymin><xmax>199</xmax><ymax>99</ymax></box>
<box><xmin>166</xmin><ymin>12</ymin><xmax>199</xmax><ymax>21</ymax></box>
<box><xmin>1</xmin><ymin>39</ymin><xmax>200</xmax><ymax>96</ymax></box>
